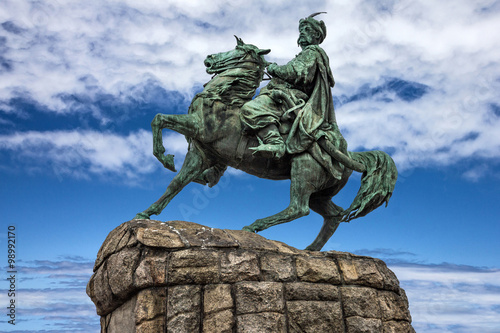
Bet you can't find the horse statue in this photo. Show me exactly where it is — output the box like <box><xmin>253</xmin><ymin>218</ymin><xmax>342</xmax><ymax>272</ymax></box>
<box><xmin>134</xmin><ymin>37</ymin><xmax>397</xmax><ymax>251</ymax></box>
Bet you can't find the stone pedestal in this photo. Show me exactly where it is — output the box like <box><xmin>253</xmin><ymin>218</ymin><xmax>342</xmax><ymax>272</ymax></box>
<box><xmin>87</xmin><ymin>220</ymin><xmax>415</xmax><ymax>332</ymax></box>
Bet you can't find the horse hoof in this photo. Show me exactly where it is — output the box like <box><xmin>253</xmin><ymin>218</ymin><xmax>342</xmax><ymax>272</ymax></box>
<box><xmin>134</xmin><ymin>213</ymin><xmax>150</xmax><ymax>220</ymax></box>
<box><xmin>159</xmin><ymin>154</ymin><xmax>177</xmax><ymax>172</ymax></box>
<box><xmin>242</xmin><ymin>226</ymin><xmax>255</xmax><ymax>233</ymax></box>
<box><xmin>160</xmin><ymin>154</ymin><xmax>177</xmax><ymax>172</ymax></box>
<box><xmin>304</xmin><ymin>244</ymin><xmax>320</xmax><ymax>251</ymax></box>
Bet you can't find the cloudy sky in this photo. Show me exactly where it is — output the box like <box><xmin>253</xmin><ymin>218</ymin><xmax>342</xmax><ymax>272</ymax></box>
<box><xmin>1</xmin><ymin>0</ymin><xmax>499</xmax><ymax>332</ymax></box>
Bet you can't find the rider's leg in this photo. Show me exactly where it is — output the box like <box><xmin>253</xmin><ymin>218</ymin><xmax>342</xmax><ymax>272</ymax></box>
<box><xmin>250</xmin><ymin>124</ymin><xmax>286</xmax><ymax>159</ymax></box>
<box><xmin>240</xmin><ymin>95</ymin><xmax>285</xmax><ymax>159</ymax></box>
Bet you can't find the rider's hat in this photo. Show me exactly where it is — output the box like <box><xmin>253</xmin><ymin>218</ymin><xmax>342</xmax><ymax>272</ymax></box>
<box><xmin>299</xmin><ymin>12</ymin><xmax>327</xmax><ymax>44</ymax></box>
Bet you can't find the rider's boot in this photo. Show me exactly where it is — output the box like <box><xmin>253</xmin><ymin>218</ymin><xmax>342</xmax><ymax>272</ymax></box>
<box><xmin>249</xmin><ymin>124</ymin><xmax>286</xmax><ymax>159</ymax></box>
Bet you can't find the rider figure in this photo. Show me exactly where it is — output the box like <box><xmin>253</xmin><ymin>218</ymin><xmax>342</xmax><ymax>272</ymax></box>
<box><xmin>240</xmin><ymin>12</ymin><xmax>347</xmax><ymax>164</ymax></box>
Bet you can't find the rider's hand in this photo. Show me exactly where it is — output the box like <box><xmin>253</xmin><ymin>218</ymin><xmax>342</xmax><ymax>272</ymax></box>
<box><xmin>267</xmin><ymin>62</ymin><xmax>278</xmax><ymax>76</ymax></box>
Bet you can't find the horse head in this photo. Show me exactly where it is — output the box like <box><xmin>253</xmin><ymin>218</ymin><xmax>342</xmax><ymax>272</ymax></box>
<box><xmin>204</xmin><ymin>36</ymin><xmax>270</xmax><ymax>75</ymax></box>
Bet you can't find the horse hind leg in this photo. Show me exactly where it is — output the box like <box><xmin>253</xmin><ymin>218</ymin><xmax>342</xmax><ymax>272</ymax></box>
<box><xmin>242</xmin><ymin>193</ymin><xmax>311</xmax><ymax>233</ymax></box>
<box><xmin>243</xmin><ymin>154</ymin><xmax>317</xmax><ymax>233</ymax></box>
<box><xmin>134</xmin><ymin>149</ymin><xmax>206</xmax><ymax>219</ymax></box>
<box><xmin>305</xmin><ymin>195</ymin><xmax>344</xmax><ymax>251</ymax></box>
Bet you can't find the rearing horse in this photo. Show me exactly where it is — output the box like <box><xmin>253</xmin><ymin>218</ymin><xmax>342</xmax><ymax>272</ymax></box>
<box><xmin>134</xmin><ymin>37</ymin><xmax>397</xmax><ymax>251</ymax></box>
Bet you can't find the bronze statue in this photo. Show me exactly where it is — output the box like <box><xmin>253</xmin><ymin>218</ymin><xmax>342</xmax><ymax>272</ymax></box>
<box><xmin>134</xmin><ymin>14</ymin><xmax>397</xmax><ymax>251</ymax></box>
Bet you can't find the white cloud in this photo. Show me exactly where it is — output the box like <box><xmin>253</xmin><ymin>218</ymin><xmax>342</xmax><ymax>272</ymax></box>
<box><xmin>0</xmin><ymin>0</ymin><xmax>318</xmax><ymax>113</ymax></box>
<box><xmin>337</xmin><ymin>86</ymin><xmax>500</xmax><ymax>172</ymax></box>
<box><xmin>317</xmin><ymin>0</ymin><xmax>500</xmax><ymax>174</ymax></box>
<box><xmin>390</xmin><ymin>263</ymin><xmax>500</xmax><ymax>333</ymax></box>
<box><xmin>0</xmin><ymin>129</ymin><xmax>188</xmax><ymax>180</ymax></box>
<box><xmin>0</xmin><ymin>257</ymin><xmax>100</xmax><ymax>332</ymax></box>
<box><xmin>0</xmin><ymin>0</ymin><xmax>499</xmax><ymax>179</ymax></box>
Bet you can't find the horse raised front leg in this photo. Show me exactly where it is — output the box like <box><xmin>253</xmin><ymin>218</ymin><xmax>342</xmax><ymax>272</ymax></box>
<box><xmin>152</xmin><ymin>113</ymin><xmax>201</xmax><ymax>172</ymax></box>
<box><xmin>134</xmin><ymin>149</ymin><xmax>206</xmax><ymax>219</ymax></box>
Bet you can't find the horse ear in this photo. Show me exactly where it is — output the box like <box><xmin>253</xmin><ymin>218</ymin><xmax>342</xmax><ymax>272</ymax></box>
<box><xmin>258</xmin><ymin>48</ymin><xmax>271</xmax><ymax>55</ymax></box>
<box><xmin>234</xmin><ymin>35</ymin><xmax>244</xmax><ymax>46</ymax></box>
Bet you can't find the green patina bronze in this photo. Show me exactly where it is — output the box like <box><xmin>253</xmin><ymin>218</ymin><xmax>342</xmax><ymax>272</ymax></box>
<box><xmin>134</xmin><ymin>13</ymin><xmax>398</xmax><ymax>251</ymax></box>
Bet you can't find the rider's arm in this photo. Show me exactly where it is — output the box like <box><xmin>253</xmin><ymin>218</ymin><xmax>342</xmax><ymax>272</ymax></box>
<box><xmin>267</xmin><ymin>48</ymin><xmax>318</xmax><ymax>90</ymax></box>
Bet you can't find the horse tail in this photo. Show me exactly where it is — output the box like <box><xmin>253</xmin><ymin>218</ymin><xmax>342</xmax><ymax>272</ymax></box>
<box><xmin>341</xmin><ymin>150</ymin><xmax>398</xmax><ymax>222</ymax></box>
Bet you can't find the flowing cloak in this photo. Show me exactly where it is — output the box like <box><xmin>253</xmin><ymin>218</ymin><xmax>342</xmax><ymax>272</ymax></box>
<box><xmin>270</xmin><ymin>45</ymin><xmax>347</xmax><ymax>155</ymax></box>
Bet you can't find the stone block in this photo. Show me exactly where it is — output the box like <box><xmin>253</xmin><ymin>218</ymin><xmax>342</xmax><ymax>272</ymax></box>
<box><xmin>236</xmin><ymin>312</ymin><xmax>286</xmax><ymax>333</ymax></box>
<box><xmin>261</xmin><ymin>253</ymin><xmax>295</xmax><ymax>281</ymax></box>
<box><xmin>296</xmin><ymin>255</ymin><xmax>341</xmax><ymax>284</ymax></box>
<box><xmin>91</xmin><ymin>263</ymin><xmax>115</xmax><ymax>316</ymax></box>
<box><xmin>169</xmin><ymin>220</ymin><xmax>239</xmax><ymax>247</ymax></box>
<box><xmin>341</xmin><ymin>286</ymin><xmax>381</xmax><ymax>318</ymax></box>
<box><xmin>285</xmin><ymin>282</ymin><xmax>339</xmax><ymax>301</ymax></box>
<box><xmin>167</xmin><ymin>312</ymin><xmax>200</xmax><ymax>333</ymax></box>
<box><xmin>169</xmin><ymin>249</ymin><xmax>220</xmax><ymax>284</ymax></box>
<box><xmin>135</xmin><ymin>288</ymin><xmax>166</xmax><ymax>324</ymax></box>
<box><xmin>166</xmin><ymin>285</ymin><xmax>201</xmax><ymax>332</ymax></box>
<box><xmin>107</xmin><ymin>247</ymin><xmax>141</xmax><ymax>299</ymax></box>
<box><xmin>203</xmin><ymin>309</ymin><xmax>234</xmax><ymax>333</ymax></box>
<box><xmin>345</xmin><ymin>316</ymin><xmax>383</xmax><ymax>333</ymax></box>
<box><xmin>133</xmin><ymin>250</ymin><xmax>167</xmax><ymax>289</ymax></box>
<box><xmin>337</xmin><ymin>255</ymin><xmax>384</xmax><ymax>289</ymax></box>
<box><xmin>220</xmin><ymin>250</ymin><xmax>260</xmax><ymax>282</ymax></box>
<box><xmin>107</xmin><ymin>295</ymin><xmax>136</xmax><ymax>333</ymax></box>
<box><xmin>136</xmin><ymin>317</ymin><xmax>165</xmax><ymax>333</ymax></box>
<box><xmin>94</xmin><ymin>222</ymin><xmax>131</xmax><ymax>271</ymax></box>
<box><xmin>374</xmin><ymin>259</ymin><xmax>401</xmax><ymax>292</ymax></box>
<box><xmin>224</xmin><ymin>229</ymin><xmax>279</xmax><ymax>251</ymax></box>
<box><xmin>234</xmin><ymin>282</ymin><xmax>284</xmax><ymax>314</ymax></box>
<box><xmin>203</xmin><ymin>284</ymin><xmax>233</xmax><ymax>314</ymax></box>
<box><xmin>378</xmin><ymin>290</ymin><xmax>411</xmax><ymax>322</ymax></box>
<box><xmin>271</xmin><ymin>240</ymin><xmax>303</xmax><ymax>254</ymax></box>
<box><xmin>287</xmin><ymin>301</ymin><xmax>344</xmax><ymax>333</ymax></box>
<box><xmin>167</xmin><ymin>285</ymin><xmax>201</xmax><ymax>317</ymax></box>
<box><xmin>135</xmin><ymin>225</ymin><xmax>185</xmax><ymax>249</ymax></box>
<box><xmin>383</xmin><ymin>320</ymin><xmax>416</xmax><ymax>333</ymax></box>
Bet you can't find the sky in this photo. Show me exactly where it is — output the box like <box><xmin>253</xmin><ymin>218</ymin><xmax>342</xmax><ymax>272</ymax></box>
<box><xmin>0</xmin><ymin>0</ymin><xmax>499</xmax><ymax>332</ymax></box>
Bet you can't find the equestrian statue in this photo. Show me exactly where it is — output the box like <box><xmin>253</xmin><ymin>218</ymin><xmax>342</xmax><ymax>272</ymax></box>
<box><xmin>134</xmin><ymin>13</ymin><xmax>398</xmax><ymax>251</ymax></box>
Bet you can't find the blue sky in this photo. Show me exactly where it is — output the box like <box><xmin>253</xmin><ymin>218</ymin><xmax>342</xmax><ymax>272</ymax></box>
<box><xmin>0</xmin><ymin>0</ymin><xmax>499</xmax><ymax>332</ymax></box>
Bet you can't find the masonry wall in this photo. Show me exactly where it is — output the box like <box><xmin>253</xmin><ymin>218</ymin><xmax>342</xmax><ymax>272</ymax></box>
<box><xmin>87</xmin><ymin>220</ymin><xmax>415</xmax><ymax>333</ymax></box>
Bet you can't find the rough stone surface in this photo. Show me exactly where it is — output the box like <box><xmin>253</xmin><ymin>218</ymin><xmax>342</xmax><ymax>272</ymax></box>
<box><xmin>88</xmin><ymin>220</ymin><xmax>415</xmax><ymax>332</ymax></box>
<box><xmin>220</xmin><ymin>250</ymin><xmax>260</xmax><ymax>282</ymax></box>
<box><xmin>341</xmin><ymin>286</ymin><xmax>382</xmax><ymax>318</ymax></box>
<box><xmin>288</xmin><ymin>301</ymin><xmax>344</xmax><ymax>332</ymax></box>
<box><xmin>203</xmin><ymin>284</ymin><xmax>233</xmax><ymax>314</ymax></box>
<box><xmin>234</xmin><ymin>282</ymin><xmax>284</xmax><ymax>314</ymax></box>
<box><xmin>296</xmin><ymin>255</ymin><xmax>341</xmax><ymax>283</ymax></box>
<box><xmin>169</xmin><ymin>249</ymin><xmax>219</xmax><ymax>284</ymax></box>
<box><xmin>237</xmin><ymin>312</ymin><xmax>287</xmax><ymax>332</ymax></box>
<box><xmin>346</xmin><ymin>316</ymin><xmax>383</xmax><ymax>333</ymax></box>
<box><xmin>261</xmin><ymin>253</ymin><xmax>295</xmax><ymax>281</ymax></box>
<box><xmin>203</xmin><ymin>309</ymin><xmax>234</xmax><ymax>333</ymax></box>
